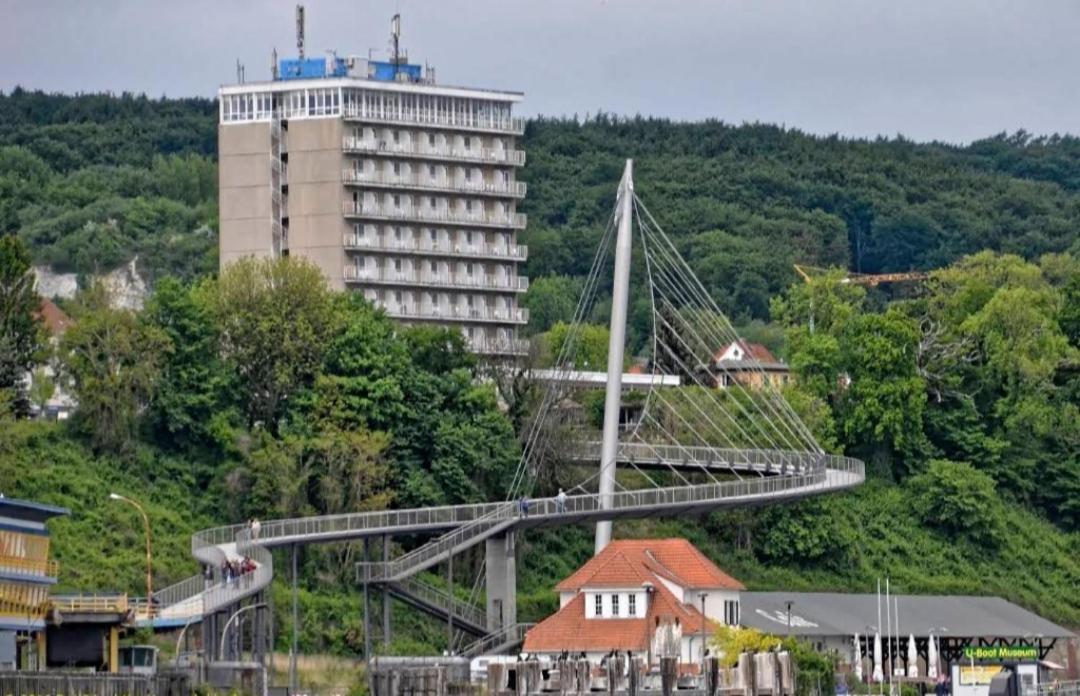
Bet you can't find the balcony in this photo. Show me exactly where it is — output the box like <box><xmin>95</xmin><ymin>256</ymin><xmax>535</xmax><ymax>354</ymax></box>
<box><xmin>469</xmin><ymin>336</ymin><xmax>530</xmax><ymax>357</ymax></box>
<box><xmin>343</xmin><ymin>136</ymin><xmax>526</xmax><ymax>167</ymax></box>
<box><xmin>0</xmin><ymin>555</ymin><xmax>60</xmax><ymax>579</ymax></box>
<box><xmin>343</xmin><ymin>169</ymin><xmax>526</xmax><ymax>199</ymax></box>
<box><xmin>382</xmin><ymin>302</ymin><xmax>529</xmax><ymax>325</ymax></box>
<box><xmin>343</xmin><ymin>266</ymin><xmax>529</xmax><ymax>293</ymax></box>
<box><xmin>342</xmin><ymin>104</ymin><xmax>526</xmax><ymax>136</ymax></box>
<box><xmin>343</xmin><ymin>234</ymin><xmax>528</xmax><ymax>263</ymax></box>
<box><xmin>343</xmin><ymin>201</ymin><xmax>527</xmax><ymax>230</ymax></box>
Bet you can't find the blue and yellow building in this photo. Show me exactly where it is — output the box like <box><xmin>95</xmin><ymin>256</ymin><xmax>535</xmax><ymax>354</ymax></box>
<box><xmin>0</xmin><ymin>496</ymin><xmax>68</xmax><ymax>670</ymax></box>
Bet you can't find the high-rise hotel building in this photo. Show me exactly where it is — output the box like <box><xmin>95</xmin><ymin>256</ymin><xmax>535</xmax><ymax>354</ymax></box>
<box><xmin>218</xmin><ymin>40</ymin><xmax>529</xmax><ymax>356</ymax></box>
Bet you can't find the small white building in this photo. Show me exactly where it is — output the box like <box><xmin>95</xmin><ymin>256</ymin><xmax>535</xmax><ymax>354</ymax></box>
<box><xmin>522</xmin><ymin>539</ymin><xmax>744</xmax><ymax>667</ymax></box>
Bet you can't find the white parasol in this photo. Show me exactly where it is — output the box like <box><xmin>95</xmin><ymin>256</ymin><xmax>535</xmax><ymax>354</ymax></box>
<box><xmin>907</xmin><ymin>634</ymin><xmax>918</xmax><ymax>678</ymax></box>
<box><xmin>854</xmin><ymin>633</ymin><xmax>863</xmax><ymax>681</ymax></box>
<box><xmin>927</xmin><ymin>634</ymin><xmax>938</xmax><ymax>680</ymax></box>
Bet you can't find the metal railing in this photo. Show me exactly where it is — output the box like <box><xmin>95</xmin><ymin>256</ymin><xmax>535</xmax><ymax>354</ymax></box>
<box><xmin>0</xmin><ymin>555</ymin><xmax>59</xmax><ymax>578</ymax></box>
<box><xmin>564</xmin><ymin>441</ymin><xmax>829</xmax><ymax>476</ymax></box>
<box><xmin>357</xmin><ymin>454</ymin><xmax>864</xmax><ymax>583</ymax></box>
<box><xmin>152</xmin><ymin>451</ymin><xmax>860</xmax><ymax>627</ymax></box>
<box><xmin>50</xmin><ymin>594</ymin><xmax>129</xmax><ymax>614</ymax></box>
<box><xmin>0</xmin><ymin>671</ymin><xmax>172</xmax><ymax>696</ymax></box>
<box><xmin>1040</xmin><ymin>682</ymin><xmax>1080</xmax><ymax>696</ymax></box>
<box><xmin>342</xmin><ymin>201</ymin><xmax>527</xmax><ymax>229</ymax></box>
<box><xmin>459</xmin><ymin>623</ymin><xmax>534</xmax><ymax>658</ymax></box>
<box><xmin>384</xmin><ymin>303</ymin><xmax>528</xmax><ymax>325</ymax></box>
<box><xmin>390</xmin><ymin>577</ymin><xmax>488</xmax><ymax>630</ymax></box>
<box><xmin>343</xmin><ymin>234</ymin><xmax>528</xmax><ymax>262</ymax></box>
<box><xmin>343</xmin><ymin>137</ymin><xmax>526</xmax><ymax>166</ymax></box>
<box><xmin>343</xmin><ymin>169</ymin><xmax>527</xmax><ymax>198</ymax></box>
<box><xmin>468</xmin><ymin>336</ymin><xmax>531</xmax><ymax>356</ymax></box>
<box><xmin>342</xmin><ymin>105</ymin><xmax>526</xmax><ymax>136</ymax></box>
<box><xmin>343</xmin><ymin>266</ymin><xmax>529</xmax><ymax>292</ymax></box>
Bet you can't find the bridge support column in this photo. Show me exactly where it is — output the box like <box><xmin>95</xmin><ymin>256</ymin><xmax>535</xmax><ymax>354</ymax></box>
<box><xmin>382</xmin><ymin>535</ymin><xmax>391</xmax><ymax>644</ymax></box>
<box><xmin>485</xmin><ymin>531</ymin><xmax>517</xmax><ymax>633</ymax></box>
<box><xmin>363</xmin><ymin>538</ymin><xmax>372</xmax><ymax>662</ymax></box>
<box><xmin>289</xmin><ymin>544</ymin><xmax>298</xmax><ymax>692</ymax></box>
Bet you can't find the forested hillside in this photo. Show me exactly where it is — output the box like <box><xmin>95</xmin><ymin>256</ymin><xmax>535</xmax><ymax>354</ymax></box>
<box><xmin>0</xmin><ymin>90</ymin><xmax>1077</xmax><ymax>656</ymax></box>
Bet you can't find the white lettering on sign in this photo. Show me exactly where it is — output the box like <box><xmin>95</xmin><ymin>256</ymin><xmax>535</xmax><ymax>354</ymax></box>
<box><xmin>754</xmin><ymin>608</ymin><xmax>819</xmax><ymax>628</ymax></box>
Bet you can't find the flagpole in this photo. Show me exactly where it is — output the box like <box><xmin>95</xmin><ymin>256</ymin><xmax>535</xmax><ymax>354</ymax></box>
<box><xmin>877</xmin><ymin>578</ymin><xmax>883</xmax><ymax>696</ymax></box>
<box><xmin>886</xmin><ymin>577</ymin><xmax>892</xmax><ymax>694</ymax></box>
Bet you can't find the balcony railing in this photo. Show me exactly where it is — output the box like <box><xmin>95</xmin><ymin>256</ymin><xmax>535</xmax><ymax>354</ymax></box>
<box><xmin>342</xmin><ymin>104</ymin><xmax>526</xmax><ymax>135</ymax></box>
<box><xmin>342</xmin><ymin>169</ymin><xmax>527</xmax><ymax>198</ymax></box>
<box><xmin>344</xmin><ymin>266</ymin><xmax>529</xmax><ymax>292</ymax></box>
<box><xmin>343</xmin><ymin>136</ymin><xmax>526</xmax><ymax>166</ymax></box>
<box><xmin>382</xmin><ymin>302</ymin><xmax>529</xmax><ymax>325</ymax></box>
<box><xmin>51</xmin><ymin>594</ymin><xmax>130</xmax><ymax>614</ymax></box>
<box><xmin>343</xmin><ymin>201</ymin><xmax>527</xmax><ymax>229</ymax></box>
<box><xmin>0</xmin><ymin>555</ymin><xmax>59</xmax><ymax>578</ymax></box>
<box><xmin>343</xmin><ymin>234</ymin><xmax>527</xmax><ymax>262</ymax></box>
<box><xmin>469</xmin><ymin>336</ymin><xmax>530</xmax><ymax>356</ymax></box>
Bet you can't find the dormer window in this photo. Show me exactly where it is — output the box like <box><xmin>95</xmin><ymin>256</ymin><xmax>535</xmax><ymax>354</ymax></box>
<box><xmin>612</xmin><ymin>594</ymin><xmax>620</xmax><ymax>617</ymax></box>
<box><xmin>629</xmin><ymin>594</ymin><xmax>637</xmax><ymax>617</ymax></box>
<box><xmin>594</xmin><ymin>594</ymin><xmax>602</xmax><ymax>617</ymax></box>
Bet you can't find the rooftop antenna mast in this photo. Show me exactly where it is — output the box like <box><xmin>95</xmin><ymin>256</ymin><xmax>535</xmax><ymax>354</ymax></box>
<box><xmin>296</xmin><ymin>4</ymin><xmax>306</xmax><ymax>60</ymax></box>
<box><xmin>271</xmin><ymin>47</ymin><xmax>279</xmax><ymax>80</ymax></box>
<box><xmin>390</xmin><ymin>13</ymin><xmax>402</xmax><ymax>80</ymax></box>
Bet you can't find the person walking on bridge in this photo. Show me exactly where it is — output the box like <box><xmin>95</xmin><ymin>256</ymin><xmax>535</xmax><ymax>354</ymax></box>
<box><xmin>556</xmin><ymin>488</ymin><xmax>567</xmax><ymax>514</ymax></box>
<box><xmin>518</xmin><ymin>496</ymin><xmax>529</xmax><ymax>518</ymax></box>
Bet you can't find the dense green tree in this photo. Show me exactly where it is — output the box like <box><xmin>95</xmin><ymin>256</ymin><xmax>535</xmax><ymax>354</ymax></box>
<box><xmin>209</xmin><ymin>256</ymin><xmax>339</xmax><ymax>431</ymax></box>
<box><xmin>143</xmin><ymin>277</ymin><xmax>235</xmax><ymax>452</ymax></box>
<box><xmin>59</xmin><ymin>284</ymin><xmax>167</xmax><ymax>452</ymax></box>
<box><xmin>0</xmin><ymin>234</ymin><xmax>43</xmax><ymax>416</ymax></box>
<box><xmin>907</xmin><ymin>460</ymin><xmax>1003</xmax><ymax>545</ymax></box>
<box><xmin>521</xmin><ymin>275</ymin><xmax>583</xmax><ymax>335</ymax></box>
<box><xmin>541</xmin><ymin>321</ymin><xmax>610</xmax><ymax>369</ymax></box>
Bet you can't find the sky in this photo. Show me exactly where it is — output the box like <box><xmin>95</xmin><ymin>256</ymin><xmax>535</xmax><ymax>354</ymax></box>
<box><xmin>2</xmin><ymin>0</ymin><xmax>1078</xmax><ymax>144</ymax></box>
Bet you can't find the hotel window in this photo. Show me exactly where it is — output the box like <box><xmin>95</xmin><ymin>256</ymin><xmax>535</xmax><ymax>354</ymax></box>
<box><xmin>428</xmin><ymin>133</ymin><xmax>436</xmax><ymax>147</ymax></box>
<box><xmin>393</xmin><ymin>195</ymin><xmax>401</xmax><ymax>208</ymax></box>
<box><xmin>393</xmin><ymin>259</ymin><xmax>402</xmax><ymax>272</ymax></box>
<box><xmin>594</xmin><ymin>594</ymin><xmax>602</xmax><ymax>617</ymax></box>
<box><xmin>628</xmin><ymin>594</ymin><xmax>637</xmax><ymax>617</ymax></box>
<box><xmin>429</xmin><ymin>229</ymin><xmax>438</xmax><ymax>242</ymax></box>
<box><xmin>465</xmin><ymin>168</ymin><xmax>472</xmax><ymax>182</ymax></box>
<box><xmin>430</xmin><ymin>260</ymin><xmax>437</xmax><ymax>273</ymax></box>
<box><xmin>612</xmin><ymin>594</ymin><xmax>620</xmax><ymax>617</ymax></box>
<box><xmin>464</xmin><ymin>136</ymin><xmax>472</xmax><ymax>150</ymax></box>
<box><xmin>393</xmin><ymin>161</ymin><xmax>401</xmax><ymax>175</ymax></box>
<box><xmin>429</xmin><ymin>164</ymin><xmax>436</xmax><ymax>178</ymax></box>
<box><xmin>392</xmin><ymin>130</ymin><xmax>400</xmax><ymax>143</ymax></box>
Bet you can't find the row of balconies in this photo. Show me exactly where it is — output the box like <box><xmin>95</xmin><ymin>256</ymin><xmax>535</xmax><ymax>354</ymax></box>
<box><xmin>342</xmin><ymin>169</ymin><xmax>527</xmax><ymax>199</ymax></box>
<box><xmin>343</xmin><ymin>201</ymin><xmax>527</xmax><ymax>230</ymax></box>
<box><xmin>468</xmin><ymin>335</ymin><xmax>530</xmax><ymax>356</ymax></box>
<box><xmin>344</xmin><ymin>266</ymin><xmax>529</xmax><ymax>292</ymax></box>
<box><xmin>343</xmin><ymin>136</ymin><xmax>526</xmax><ymax>167</ymax></box>
<box><xmin>343</xmin><ymin>234</ymin><xmax>527</xmax><ymax>262</ymax></box>
<box><xmin>0</xmin><ymin>555</ymin><xmax>60</xmax><ymax>579</ymax></box>
<box><xmin>379</xmin><ymin>302</ymin><xmax>529</xmax><ymax>325</ymax></box>
<box><xmin>342</xmin><ymin>104</ymin><xmax>526</xmax><ymax>136</ymax></box>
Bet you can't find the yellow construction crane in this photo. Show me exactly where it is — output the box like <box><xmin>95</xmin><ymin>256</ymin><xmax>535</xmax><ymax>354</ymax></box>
<box><xmin>793</xmin><ymin>264</ymin><xmax>930</xmax><ymax>287</ymax></box>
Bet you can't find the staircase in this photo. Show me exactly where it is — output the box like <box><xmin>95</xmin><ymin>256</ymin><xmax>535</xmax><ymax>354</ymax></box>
<box><xmin>385</xmin><ymin>577</ymin><xmax>488</xmax><ymax>636</ymax></box>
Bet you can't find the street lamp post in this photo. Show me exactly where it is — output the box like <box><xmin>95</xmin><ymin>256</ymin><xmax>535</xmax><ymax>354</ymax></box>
<box><xmin>110</xmin><ymin>493</ymin><xmax>153</xmax><ymax>614</ymax></box>
<box><xmin>699</xmin><ymin>592</ymin><xmax>708</xmax><ymax>680</ymax></box>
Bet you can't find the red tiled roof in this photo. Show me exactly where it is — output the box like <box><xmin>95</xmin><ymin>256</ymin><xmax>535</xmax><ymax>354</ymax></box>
<box><xmin>715</xmin><ymin>339</ymin><xmax>778</xmax><ymax>365</ymax></box>
<box><xmin>35</xmin><ymin>298</ymin><xmax>72</xmax><ymax>336</ymax></box>
<box><xmin>556</xmin><ymin>539</ymin><xmax>744</xmax><ymax>592</ymax></box>
<box><xmin>523</xmin><ymin>562</ymin><xmax>718</xmax><ymax>653</ymax></box>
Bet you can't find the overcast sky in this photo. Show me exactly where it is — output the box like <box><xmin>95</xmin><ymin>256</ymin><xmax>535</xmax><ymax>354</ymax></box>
<box><xmin>2</xmin><ymin>0</ymin><xmax>1077</xmax><ymax>144</ymax></box>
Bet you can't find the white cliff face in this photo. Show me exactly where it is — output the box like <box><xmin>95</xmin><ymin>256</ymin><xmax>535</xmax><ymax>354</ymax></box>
<box><xmin>32</xmin><ymin>266</ymin><xmax>78</xmax><ymax>300</ymax></box>
<box><xmin>100</xmin><ymin>257</ymin><xmax>149</xmax><ymax>310</ymax></box>
<box><xmin>33</xmin><ymin>257</ymin><xmax>149</xmax><ymax>310</ymax></box>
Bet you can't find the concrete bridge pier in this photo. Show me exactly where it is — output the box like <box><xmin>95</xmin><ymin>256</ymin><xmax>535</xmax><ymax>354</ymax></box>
<box><xmin>485</xmin><ymin>531</ymin><xmax>517</xmax><ymax>632</ymax></box>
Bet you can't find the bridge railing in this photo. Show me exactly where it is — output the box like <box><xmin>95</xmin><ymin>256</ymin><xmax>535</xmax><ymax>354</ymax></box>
<box><xmin>392</xmin><ymin>577</ymin><xmax>488</xmax><ymax>630</ymax></box>
<box><xmin>358</xmin><ymin>453</ymin><xmax>863</xmax><ymax>583</ymax></box>
<box><xmin>459</xmin><ymin>622</ymin><xmax>534</xmax><ymax>658</ymax></box>
<box><xmin>563</xmin><ymin>441</ymin><xmax>827</xmax><ymax>475</ymax></box>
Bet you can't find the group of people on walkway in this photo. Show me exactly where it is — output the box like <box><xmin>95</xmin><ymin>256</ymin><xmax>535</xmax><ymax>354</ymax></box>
<box><xmin>221</xmin><ymin>557</ymin><xmax>256</xmax><ymax>586</ymax></box>
<box><xmin>518</xmin><ymin>488</ymin><xmax>568</xmax><ymax>517</ymax></box>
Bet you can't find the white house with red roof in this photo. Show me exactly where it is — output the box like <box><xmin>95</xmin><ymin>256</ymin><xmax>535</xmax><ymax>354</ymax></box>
<box><xmin>713</xmin><ymin>340</ymin><xmax>791</xmax><ymax>390</ymax></box>
<box><xmin>522</xmin><ymin>539</ymin><xmax>744</xmax><ymax>665</ymax></box>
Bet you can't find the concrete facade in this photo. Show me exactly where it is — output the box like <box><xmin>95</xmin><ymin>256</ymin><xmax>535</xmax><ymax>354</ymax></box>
<box><xmin>217</xmin><ymin>76</ymin><xmax>529</xmax><ymax>357</ymax></box>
